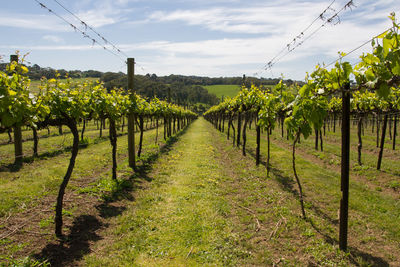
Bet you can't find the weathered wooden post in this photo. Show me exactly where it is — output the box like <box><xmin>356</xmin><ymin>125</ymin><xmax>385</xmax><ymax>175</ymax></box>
<box><xmin>127</xmin><ymin>58</ymin><xmax>136</xmax><ymax>169</ymax></box>
<box><xmin>339</xmin><ymin>82</ymin><xmax>350</xmax><ymax>251</ymax></box>
<box><xmin>10</xmin><ymin>55</ymin><xmax>23</xmax><ymax>165</ymax></box>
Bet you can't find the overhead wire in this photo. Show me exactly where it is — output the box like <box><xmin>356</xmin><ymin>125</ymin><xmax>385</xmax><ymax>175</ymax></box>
<box><xmin>35</xmin><ymin>0</ymin><xmax>152</xmax><ymax>74</ymax></box>
<box><xmin>270</xmin><ymin>0</ymin><xmax>355</xmax><ymax>70</ymax></box>
<box><xmin>51</xmin><ymin>0</ymin><xmax>129</xmax><ymax>58</ymax></box>
<box><xmin>261</xmin><ymin>0</ymin><xmax>337</xmax><ymax>72</ymax></box>
<box><xmin>33</xmin><ymin>0</ymin><xmax>127</xmax><ymax>63</ymax></box>
<box><xmin>254</xmin><ymin>0</ymin><xmax>355</xmax><ymax>78</ymax></box>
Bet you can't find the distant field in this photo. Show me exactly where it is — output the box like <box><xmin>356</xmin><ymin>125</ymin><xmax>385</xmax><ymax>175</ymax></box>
<box><xmin>204</xmin><ymin>84</ymin><xmax>241</xmax><ymax>99</ymax></box>
<box><xmin>204</xmin><ymin>84</ymin><xmax>275</xmax><ymax>99</ymax></box>
<box><xmin>29</xmin><ymin>77</ymin><xmax>99</xmax><ymax>93</ymax></box>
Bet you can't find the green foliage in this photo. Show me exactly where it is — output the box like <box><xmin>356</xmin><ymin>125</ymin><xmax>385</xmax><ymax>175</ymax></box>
<box><xmin>258</xmin><ymin>92</ymin><xmax>279</xmax><ymax>130</ymax></box>
<box><xmin>1</xmin><ymin>68</ymin><xmax>197</xmax><ymax>131</ymax></box>
<box><xmin>43</xmin><ymin>77</ymin><xmax>92</xmax><ymax>123</ymax></box>
<box><xmin>354</xmin><ymin>13</ymin><xmax>400</xmax><ymax>99</ymax></box>
<box><xmin>0</xmin><ymin>59</ymin><xmax>34</xmax><ymax>128</ymax></box>
<box><xmin>285</xmin><ymin>81</ymin><xmax>328</xmax><ymax>140</ymax></box>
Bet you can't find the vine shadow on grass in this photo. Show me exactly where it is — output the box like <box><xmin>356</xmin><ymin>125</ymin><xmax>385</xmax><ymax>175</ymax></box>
<box><xmin>33</xmin><ymin>125</ymin><xmax>190</xmax><ymax>266</ymax></box>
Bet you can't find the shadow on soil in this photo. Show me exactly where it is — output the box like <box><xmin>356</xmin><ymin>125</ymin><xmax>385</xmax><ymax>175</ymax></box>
<box><xmin>33</xmin><ymin>214</ymin><xmax>104</xmax><ymax>266</ymax></box>
<box><xmin>348</xmin><ymin>246</ymin><xmax>390</xmax><ymax>267</ymax></box>
<box><xmin>32</xmin><ymin>126</ymin><xmax>190</xmax><ymax>266</ymax></box>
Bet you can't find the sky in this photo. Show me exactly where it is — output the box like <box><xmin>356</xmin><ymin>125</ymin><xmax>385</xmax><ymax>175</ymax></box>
<box><xmin>0</xmin><ymin>0</ymin><xmax>399</xmax><ymax>80</ymax></box>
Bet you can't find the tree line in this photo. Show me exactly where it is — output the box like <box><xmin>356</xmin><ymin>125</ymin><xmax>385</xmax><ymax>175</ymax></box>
<box><xmin>0</xmin><ymin>62</ymin><xmax>298</xmax><ymax>109</ymax></box>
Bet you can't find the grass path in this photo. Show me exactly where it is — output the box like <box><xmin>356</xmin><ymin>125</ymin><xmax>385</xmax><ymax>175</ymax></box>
<box><xmin>84</xmin><ymin>118</ymin><xmax>242</xmax><ymax>266</ymax></box>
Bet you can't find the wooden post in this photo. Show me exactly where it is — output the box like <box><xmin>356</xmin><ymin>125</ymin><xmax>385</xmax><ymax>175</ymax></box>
<box><xmin>10</xmin><ymin>55</ymin><xmax>23</xmax><ymax>165</ymax></box>
<box><xmin>339</xmin><ymin>83</ymin><xmax>350</xmax><ymax>251</ymax></box>
<box><xmin>13</xmin><ymin>125</ymin><xmax>23</xmax><ymax>165</ymax></box>
<box><xmin>127</xmin><ymin>58</ymin><xmax>136</xmax><ymax>169</ymax></box>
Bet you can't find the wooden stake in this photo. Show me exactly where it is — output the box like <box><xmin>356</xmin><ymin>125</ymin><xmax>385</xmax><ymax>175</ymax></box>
<box><xmin>127</xmin><ymin>58</ymin><xmax>136</xmax><ymax>169</ymax></box>
<box><xmin>10</xmin><ymin>55</ymin><xmax>23</xmax><ymax>165</ymax></box>
<box><xmin>339</xmin><ymin>83</ymin><xmax>350</xmax><ymax>251</ymax></box>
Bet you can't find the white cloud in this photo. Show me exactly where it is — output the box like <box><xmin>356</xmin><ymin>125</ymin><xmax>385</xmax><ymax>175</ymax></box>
<box><xmin>75</xmin><ymin>9</ymin><xmax>118</xmax><ymax>28</ymax></box>
<box><xmin>0</xmin><ymin>1</ymin><xmax>130</xmax><ymax>33</ymax></box>
<box><xmin>118</xmin><ymin>36</ymin><xmax>317</xmax><ymax>77</ymax></box>
<box><xmin>0</xmin><ymin>44</ymin><xmax>100</xmax><ymax>51</ymax></box>
<box><xmin>0</xmin><ymin>13</ymin><xmax>67</xmax><ymax>31</ymax></box>
<box><xmin>146</xmin><ymin>2</ymin><xmax>335</xmax><ymax>35</ymax></box>
<box><xmin>73</xmin><ymin>0</ymin><xmax>136</xmax><ymax>28</ymax></box>
<box><xmin>42</xmin><ymin>35</ymin><xmax>64</xmax><ymax>43</ymax></box>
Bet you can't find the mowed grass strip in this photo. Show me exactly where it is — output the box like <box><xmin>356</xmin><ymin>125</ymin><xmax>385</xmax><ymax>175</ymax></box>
<box><xmin>84</xmin><ymin>118</ymin><xmax>244</xmax><ymax>266</ymax></box>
